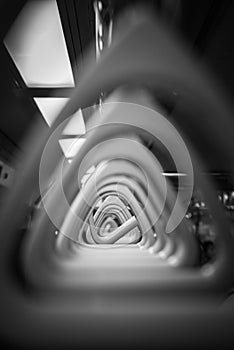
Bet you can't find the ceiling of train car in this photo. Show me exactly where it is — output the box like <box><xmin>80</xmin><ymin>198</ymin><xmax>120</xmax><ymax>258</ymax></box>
<box><xmin>0</xmin><ymin>0</ymin><xmax>234</xmax><ymax>171</ymax></box>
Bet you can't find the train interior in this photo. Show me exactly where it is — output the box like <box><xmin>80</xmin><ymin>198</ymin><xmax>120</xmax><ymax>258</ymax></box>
<box><xmin>1</xmin><ymin>0</ymin><xmax>234</xmax><ymax>348</ymax></box>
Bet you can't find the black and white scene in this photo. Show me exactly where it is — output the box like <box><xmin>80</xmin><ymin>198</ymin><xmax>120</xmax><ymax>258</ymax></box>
<box><xmin>0</xmin><ymin>0</ymin><xmax>234</xmax><ymax>349</ymax></box>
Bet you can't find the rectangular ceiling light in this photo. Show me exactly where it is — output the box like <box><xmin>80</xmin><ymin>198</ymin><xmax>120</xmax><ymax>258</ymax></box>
<box><xmin>34</xmin><ymin>97</ymin><xmax>69</xmax><ymax>126</ymax></box>
<box><xmin>59</xmin><ymin>138</ymin><xmax>86</xmax><ymax>158</ymax></box>
<box><xmin>4</xmin><ymin>0</ymin><xmax>75</xmax><ymax>87</ymax></box>
<box><xmin>62</xmin><ymin>108</ymin><xmax>86</xmax><ymax>135</ymax></box>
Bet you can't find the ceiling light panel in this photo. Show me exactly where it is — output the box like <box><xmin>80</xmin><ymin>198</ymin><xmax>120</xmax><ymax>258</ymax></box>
<box><xmin>59</xmin><ymin>138</ymin><xmax>86</xmax><ymax>158</ymax></box>
<box><xmin>4</xmin><ymin>0</ymin><xmax>74</xmax><ymax>87</ymax></box>
<box><xmin>34</xmin><ymin>97</ymin><xmax>69</xmax><ymax>126</ymax></box>
<box><xmin>62</xmin><ymin>108</ymin><xmax>86</xmax><ymax>135</ymax></box>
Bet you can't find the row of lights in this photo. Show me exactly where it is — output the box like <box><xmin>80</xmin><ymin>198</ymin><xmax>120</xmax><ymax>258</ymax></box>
<box><xmin>98</xmin><ymin>1</ymin><xmax>103</xmax><ymax>51</ymax></box>
<box><xmin>94</xmin><ymin>1</ymin><xmax>113</xmax><ymax>58</ymax></box>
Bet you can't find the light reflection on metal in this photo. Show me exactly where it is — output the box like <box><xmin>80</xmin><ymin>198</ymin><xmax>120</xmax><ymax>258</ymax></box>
<box><xmin>162</xmin><ymin>172</ymin><xmax>187</xmax><ymax>176</ymax></box>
